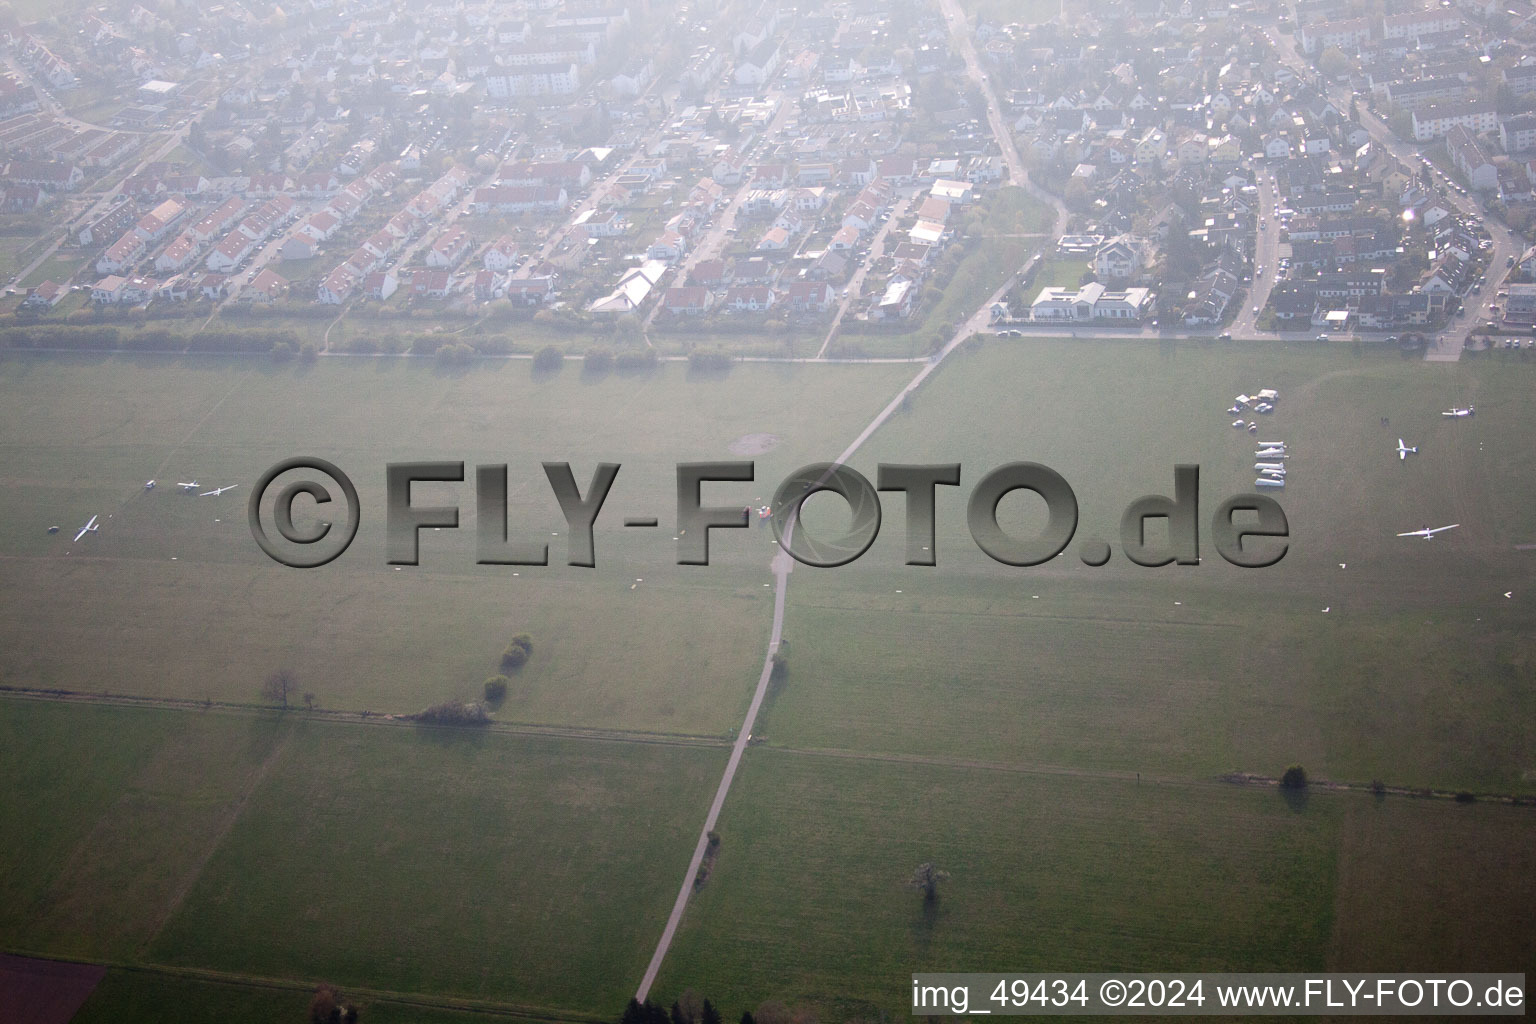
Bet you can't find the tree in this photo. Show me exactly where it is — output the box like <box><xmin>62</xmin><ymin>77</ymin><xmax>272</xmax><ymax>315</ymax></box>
<box><xmin>532</xmin><ymin>344</ymin><xmax>564</xmax><ymax>372</ymax></box>
<box><xmin>310</xmin><ymin>986</ymin><xmax>338</xmax><ymax>1024</ymax></box>
<box><xmin>1317</xmin><ymin>46</ymin><xmax>1350</xmax><ymax>81</ymax></box>
<box><xmin>483</xmin><ymin>675</ymin><xmax>509</xmax><ymax>703</ymax></box>
<box><xmin>502</xmin><ymin>634</ymin><xmax>533</xmax><ymax>671</ymax></box>
<box><xmin>675</xmin><ymin>990</ymin><xmax>704</xmax><ymax>1024</ymax></box>
<box><xmin>309</xmin><ymin>984</ymin><xmax>356</xmax><ymax>1023</ymax></box>
<box><xmin>701</xmin><ymin>1001</ymin><xmax>722</xmax><ymax>1024</ymax></box>
<box><xmin>262</xmin><ymin>668</ymin><xmax>297</xmax><ymax>710</ymax></box>
<box><xmin>908</xmin><ymin>861</ymin><xmax>951</xmax><ymax>902</ymax></box>
<box><xmin>1280</xmin><ymin>764</ymin><xmax>1308</xmax><ymax>789</ymax></box>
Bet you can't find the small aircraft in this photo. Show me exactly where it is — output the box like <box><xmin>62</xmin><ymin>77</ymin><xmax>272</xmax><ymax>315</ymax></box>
<box><xmin>200</xmin><ymin>484</ymin><xmax>239</xmax><ymax>497</ymax></box>
<box><xmin>1441</xmin><ymin>406</ymin><xmax>1475</xmax><ymax>418</ymax></box>
<box><xmin>1396</xmin><ymin>439</ymin><xmax>1418</xmax><ymax>460</ymax></box>
<box><xmin>1396</xmin><ymin>523</ymin><xmax>1459</xmax><ymax>540</ymax></box>
<box><xmin>73</xmin><ymin>515</ymin><xmax>100</xmax><ymax>542</ymax></box>
<box><xmin>177</xmin><ymin>481</ymin><xmax>201</xmax><ymax>492</ymax></box>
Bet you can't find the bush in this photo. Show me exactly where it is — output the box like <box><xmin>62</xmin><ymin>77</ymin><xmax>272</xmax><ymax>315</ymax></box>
<box><xmin>483</xmin><ymin>675</ymin><xmax>509</xmax><ymax>703</ymax></box>
<box><xmin>1280</xmin><ymin>764</ymin><xmax>1308</xmax><ymax>789</ymax></box>
<box><xmin>532</xmin><ymin>344</ymin><xmax>564</xmax><ymax>372</ymax></box>
<box><xmin>435</xmin><ymin>341</ymin><xmax>474</xmax><ymax>366</ymax></box>
<box><xmin>613</xmin><ymin>347</ymin><xmax>658</xmax><ymax>373</ymax></box>
<box><xmin>1454</xmin><ymin>790</ymin><xmax>1476</xmax><ymax>803</ymax></box>
<box><xmin>583</xmin><ymin>345</ymin><xmax>614</xmax><ymax>374</ymax></box>
<box><xmin>1370</xmin><ymin>779</ymin><xmax>1386</xmax><ymax>796</ymax></box>
<box><xmin>688</xmin><ymin>347</ymin><xmax>734</xmax><ymax>372</ymax></box>
<box><xmin>411</xmin><ymin>700</ymin><xmax>490</xmax><ymax>726</ymax></box>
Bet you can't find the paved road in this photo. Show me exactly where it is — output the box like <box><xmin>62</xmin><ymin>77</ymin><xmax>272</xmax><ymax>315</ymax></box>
<box><xmin>1229</xmin><ymin>172</ymin><xmax>1286</xmax><ymax>338</ymax></box>
<box><xmin>814</xmin><ymin>191</ymin><xmax>915</xmax><ymax>357</ymax></box>
<box><xmin>938</xmin><ymin>0</ymin><xmax>1070</xmax><ymax>240</ymax></box>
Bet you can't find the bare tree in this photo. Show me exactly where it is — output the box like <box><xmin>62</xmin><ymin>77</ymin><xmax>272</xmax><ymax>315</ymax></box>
<box><xmin>261</xmin><ymin>668</ymin><xmax>297</xmax><ymax>710</ymax></box>
<box><xmin>908</xmin><ymin>862</ymin><xmax>951</xmax><ymax>902</ymax></box>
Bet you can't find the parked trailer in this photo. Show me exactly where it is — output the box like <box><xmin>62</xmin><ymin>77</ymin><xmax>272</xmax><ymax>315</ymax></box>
<box><xmin>1256</xmin><ymin>389</ymin><xmax>1278</xmax><ymax>402</ymax></box>
<box><xmin>1255</xmin><ymin>477</ymin><xmax>1285</xmax><ymax>488</ymax></box>
<box><xmin>1255</xmin><ymin>462</ymin><xmax>1286</xmax><ymax>471</ymax></box>
<box><xmin>1257</xmin><ymin>440</ymin><xmax>1286</xmax><ymax>448</ymax></box>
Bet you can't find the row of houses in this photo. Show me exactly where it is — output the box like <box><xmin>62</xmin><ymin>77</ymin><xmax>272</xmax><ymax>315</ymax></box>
<box><xmin>317</xmin><ymin>164</ymin><xmax>474</xmax><ymax>304</ymax></box>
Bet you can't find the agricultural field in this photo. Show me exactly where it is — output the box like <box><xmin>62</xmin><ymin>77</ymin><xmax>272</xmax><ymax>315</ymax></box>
<box><xmin>0</xmin><ymin>698</ymin><xmax>724</xmax><ymax>1017</ymax></box>
<box><xmin>654</xmin><ymin>751</ymin><xmax>1535</xmax><ymax>1018</ymax></box>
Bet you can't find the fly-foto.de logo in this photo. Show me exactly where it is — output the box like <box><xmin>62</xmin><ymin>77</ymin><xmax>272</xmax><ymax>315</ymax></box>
<box><xmin>248</xmin><ymin>459</ymin><xmax>1289</xmax><ymax>571</ymax></box>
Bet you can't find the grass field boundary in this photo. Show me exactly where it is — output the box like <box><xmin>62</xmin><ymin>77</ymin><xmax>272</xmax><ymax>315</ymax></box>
<box><xmin>0</xmin><ymin>688</ymin><xmax>734</xmax><ymax>749</ymax></box>
<box><xmin>762</xmin><ymin>747</ymin><xmax>1536</xmax><ymax>808</ymax></box>
<box><xmin>0</xmin><ymin>953</ymin><xmax>612</xmax><ymax>1023</ymax></box>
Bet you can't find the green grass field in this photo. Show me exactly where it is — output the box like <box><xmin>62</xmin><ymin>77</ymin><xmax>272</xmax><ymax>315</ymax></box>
<box><xmin>655</xmin><ymin>750</ymin><xmax>1343</xmax><ymax>1019</ymax></box>
<box><xmin>0</xmin><ymin>701</ymin><xmax>290</xmax><ymax>962</ymax></box>
<box><xmin>0</xmin><ymin>354</ymin><xmax>913</xmax><ymax>730</ymax></box>
<box><xmin>776</xmin><ymin>339</ymin><xmax>1536</xmax><ymax>792</ymax></box>
<box><xmin>1</xmin><ymin>338</ymin><xmax>1534</xmax><ymax>1019</ymax></box>
<box><xmin>146</xmin><ymin>719</ymin><xmax>723</xmax><ymax>1013</ymax></box>
<box><xmin>0</xmin><ymin>698</ymin><xmax>725</xmax><ymax>1016</ymax></box>
<box><xmin>653</xmin><ymin>751</ymin><xmax>1535</xmax><ymax>1018</ymax></box>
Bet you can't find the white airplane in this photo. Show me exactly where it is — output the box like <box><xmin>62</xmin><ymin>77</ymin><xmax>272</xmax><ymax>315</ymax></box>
<box><xmin>178</xmin><ymin>481</ymin><xmax>201</xmax><ymax>492</ymax></box>
<box><xmin>200</xmin><ymin>484</ymin><xmax>239</xmax><ymax>497</ymax></box>
<box><xmin>1442</xmin><ymin>406</ymin><xmax>1475</xmax><ymax>418</ymax></box>
<box><xmin>1397</xmin><ymin>523</ymin><xmax>1460</xmax><ymax>540</ymax></box>
<box><xmin>73</xmin><ymin>515</ymin><xmax>100</xmax><ymax>542</ymax></box>
<box><xmin>1396</xmin><ymin>439</ymin><xmax>1418</xmax><ymax>460</ymax></box>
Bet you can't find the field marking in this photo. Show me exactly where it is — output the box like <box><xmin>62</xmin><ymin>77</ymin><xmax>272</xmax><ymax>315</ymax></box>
<box><xmin>137</xmin><ymin>720</ymin><xmax>296</xmax><ymax>956</ymax></box>
<box><xmin>0</xmin><ymin>687</ymin><xmax>733</xmax><ymax>749</ymax></box>
<box><xmin>0</xmin><ymin>956</ymin><xmax>614</xmax><ymax>1024</ymax></box>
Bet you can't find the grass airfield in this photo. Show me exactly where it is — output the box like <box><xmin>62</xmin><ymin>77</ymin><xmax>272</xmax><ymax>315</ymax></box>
<box><xmin>0</xmin><ymin>340</ymin><xmax>1532</xmax><ymax>1019</ymax></box>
